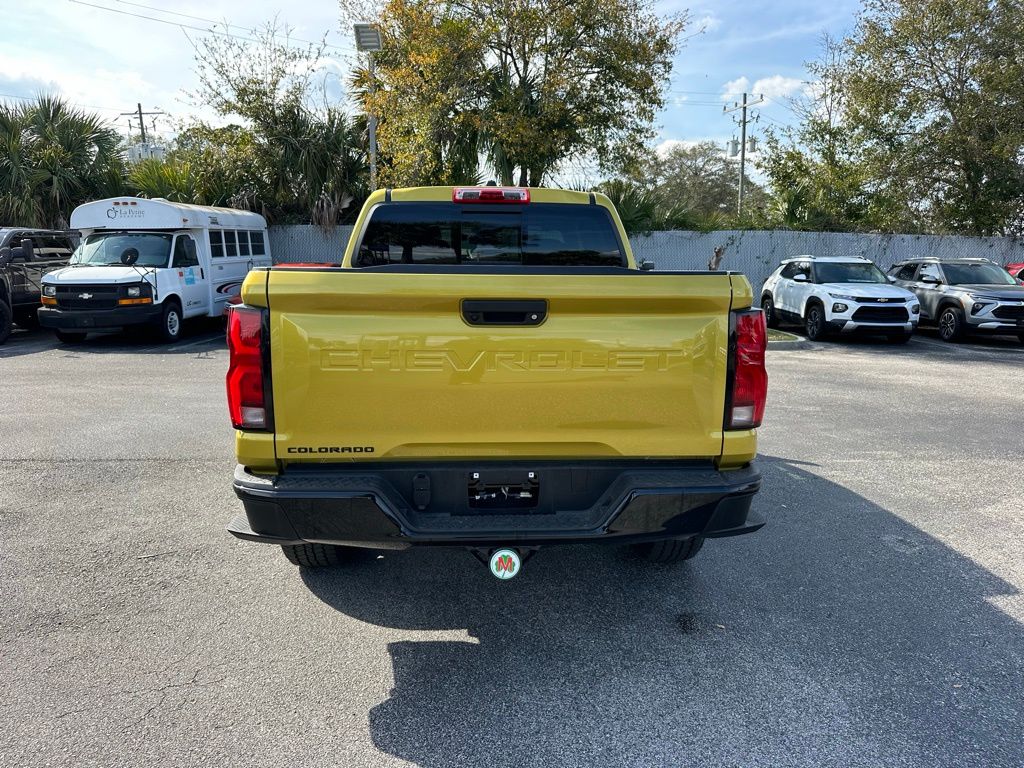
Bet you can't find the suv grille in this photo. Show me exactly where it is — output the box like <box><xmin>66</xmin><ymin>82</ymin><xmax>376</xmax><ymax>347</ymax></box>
<box><xmin>854</xmin><ymin>296</ymin><xmax>907</xmax><ymax>303</ymax></box>
<box><xmin>993</xmin><ymin>305</ymin><xmax>1024</xmax><ymax>320</ymax></box>
<box><xmin>55</xmin><ymin>284</ymin><xmax>120</xmax><ymax>309</ymax></box>
<box><xmin>852</xmin><ymin>306</ymin><xmax>909</xmax><ymax>322</ymax></box>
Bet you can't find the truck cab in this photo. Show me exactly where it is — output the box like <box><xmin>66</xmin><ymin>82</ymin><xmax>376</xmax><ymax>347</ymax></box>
<box><xmin>0</xmin><ymin>229</ymin><xmax>75</xmax><ymax>344</ymax></box>
<box><xmin>38</xmin><ymin>198</ymin><xmax>271</xmax><ymax>343</ymax></box>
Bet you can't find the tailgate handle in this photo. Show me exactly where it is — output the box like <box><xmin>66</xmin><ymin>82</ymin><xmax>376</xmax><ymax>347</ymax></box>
<box><xmin>461</xmin><ymin>299</ymin><xmax>547</xmax><ymax>326</ymax></box>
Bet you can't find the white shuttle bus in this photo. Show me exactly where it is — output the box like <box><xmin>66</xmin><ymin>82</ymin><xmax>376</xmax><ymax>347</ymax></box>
<box><xmin>39</xmin><ymin>198</ymin><xmax>271</xmax><ymax>343</ymax></box>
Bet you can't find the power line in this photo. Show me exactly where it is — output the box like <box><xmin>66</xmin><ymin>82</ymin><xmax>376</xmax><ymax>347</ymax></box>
<box><xmin>107</xmin><ymin>0</ymin><xmax>356</xmax><ymax>54</ymax></box>
<box><xmin>67</xmin><ymin>0</ymin><xmax>358</xmax><ymax>55</ymax></box>
<box><xmin>120</xmin><ymin>102</ymin><xmax>166</xmax><ymax>143</ymax></box>
<box><xmin>0</xmin><ymin>91</ymin><xmax>124</xmax><ymax>113</ymax></box>
<box><xmin>723</xmin><ymin>92</ymin><xmax>765</xmax><ymax>215</ymax></box>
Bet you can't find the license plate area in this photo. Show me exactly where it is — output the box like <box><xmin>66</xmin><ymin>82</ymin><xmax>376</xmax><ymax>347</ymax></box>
<box><xmin>468</xmin><ymin>470</ymin><xmax>540</xmax><ymax>512</ymax></box>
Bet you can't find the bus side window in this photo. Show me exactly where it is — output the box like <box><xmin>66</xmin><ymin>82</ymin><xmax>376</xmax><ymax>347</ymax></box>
<box><xmin>210</xmin><ymin>231</ymin><xmax>224</xmax><ymax>258</ymax></box>
<box><xmin>238</xmin><ymin>230</ymin><xmax>251</xmax><ymax>257</ymax></box>
<box><xmin>224</xmin><ymin>231</ymin><xmax>238</xmax><ymax>258</ymax></box>
<box><xmin>172</xmin><ymin>236</ymin><xmax>200</xmax><ymax>268</ymax></box>
<box><xmin>250</xmin><ymin>231</ymin><xmax>265</xmax><ymax>255</ymax></box>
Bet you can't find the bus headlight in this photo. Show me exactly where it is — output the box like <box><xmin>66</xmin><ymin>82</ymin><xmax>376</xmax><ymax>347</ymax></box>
<box><xmin>43</xmin><ymin>285</ymin><xmax>56</xmax><ymax>297</ymax></box>
<box><xmin>127</xmin><ymin>286</ymin><xmax>141</xmax><ymax>298</ymax></box>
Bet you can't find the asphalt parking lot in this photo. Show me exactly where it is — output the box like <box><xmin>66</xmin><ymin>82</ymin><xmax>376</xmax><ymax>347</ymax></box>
<box><xmin>2</xmin><ymin>323</ymin><xmax>1023</xmax><ymax>768</ymax></box>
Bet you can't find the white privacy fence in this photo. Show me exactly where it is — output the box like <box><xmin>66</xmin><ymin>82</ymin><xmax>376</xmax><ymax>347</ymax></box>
<box><xmin>269</xmin><ymin>225</ymin><xmax>1024</xmax><ymax>291</ymax></box>
<box><xmin>630</xmin><ymin>230</ymin><xmax>1024</xmax><ymax>291</ymax></box>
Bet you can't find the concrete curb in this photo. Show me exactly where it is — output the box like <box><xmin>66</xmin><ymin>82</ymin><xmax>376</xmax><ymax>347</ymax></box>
<box><xmin>767</xmin><ymin>338</ymin><xmax>817</xmax><ymax>351</ymax></box>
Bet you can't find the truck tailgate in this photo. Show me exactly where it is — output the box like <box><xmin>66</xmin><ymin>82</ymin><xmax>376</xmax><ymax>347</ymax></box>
<box><xmin>264</xmin><ymin>270</ymin><xmax>741</xmax><ymax>462</ymax></box>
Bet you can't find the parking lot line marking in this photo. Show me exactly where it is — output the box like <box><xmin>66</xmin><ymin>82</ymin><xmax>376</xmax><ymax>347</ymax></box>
<box><xmin>138</xmin><ymin>333</ymin><xmax>224</xmax><ymax>353</ymax></box>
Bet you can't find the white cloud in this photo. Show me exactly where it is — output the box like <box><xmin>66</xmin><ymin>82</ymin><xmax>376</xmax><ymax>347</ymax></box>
<box><xmin>751</xmin><ymin>75</ymin><xmax>805</xmax><ymax>101</ymax></box>
<box><xmin>693</xmin><ymin>13</ymin><xmax>722</xmax><ymax>33</ymax></box>
<box><xmin>0</xmin><ymin>0</ymin><xmax>357</xmax><ymax>140</ymax></box>
<box><xmin>720</xmin><ymin>76</ymin><xmax>749</xmax><ymax>103</ymax></box>
<box><xmin>720</xmin><ymin>74</ymin><xmax>805</xmax><ymax>104</ymax></box>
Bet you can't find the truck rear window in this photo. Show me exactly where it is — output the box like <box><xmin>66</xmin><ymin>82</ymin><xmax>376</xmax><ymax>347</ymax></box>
<box><xmin>354</xmin><ymin>203</ymin><xmax>626</xmax><ymax>268</ymax></box>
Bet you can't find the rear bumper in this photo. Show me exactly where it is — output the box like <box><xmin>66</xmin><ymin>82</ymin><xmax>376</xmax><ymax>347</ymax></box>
<box><xmin>228</xmin><ymin>460</ymin><xmax>763</xmax><ymax>549</ymax></box>
<box><xmin>38</xmin><ymin>304</ymin><xmax>161</xmax><ymax>331</ymax></box>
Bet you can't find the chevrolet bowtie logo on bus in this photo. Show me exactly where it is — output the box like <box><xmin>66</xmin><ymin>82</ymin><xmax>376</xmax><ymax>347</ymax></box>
<box><xmin>321</xmin><ymin>347</ymin><xmax>688</xmax><ymax>373</ymax></box>
<box><xmin>286</xmin><ymin>446</ymin><xmax>375</xmax><ymax>454</ymax></box>
<box><xmin>79</xmin><ymin>293</ymin><xmax>93</xmax><ymax>299</ymax></box>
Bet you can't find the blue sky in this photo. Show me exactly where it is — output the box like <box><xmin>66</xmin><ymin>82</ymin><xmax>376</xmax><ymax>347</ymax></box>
<box><xmin>1</xmin><ymin>0</ymin><xmax>862</xmax><ymax>180</ymax></box>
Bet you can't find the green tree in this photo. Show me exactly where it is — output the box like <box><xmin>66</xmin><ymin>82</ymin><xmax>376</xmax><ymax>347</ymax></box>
<box><xmin>353</xmin><ymin>0</ymin><xmax>687</xmax><ymax>187</ymax></box>
<box><xmin>188</xmin><ymin>22</ymin><xmax>367</xmax><ymax>224</ymax></box>
<box><xmin>640</xmin><ymin>140</ymin><xmax>763</xmax><ymax>218</ymax></box>
<box><xmin>758</xmin><ymin>35</ymin><xmax>890</xmax><ymax>232</ymax></box>
<box><xmin>844</xmin><ymin>0</ymin><xmax>1024</xmax><ymax>235</ymax></box>
<box><xmin>0</xmin><ymin>95</ymin><xmax>126</xmax><ymax>228</ymax></box>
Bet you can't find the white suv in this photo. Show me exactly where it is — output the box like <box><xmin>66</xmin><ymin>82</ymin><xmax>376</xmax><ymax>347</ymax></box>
<box><xmin>761</xmin><ymin>256</ymin><xmax>921</xmax><ymax>342</ymax></box>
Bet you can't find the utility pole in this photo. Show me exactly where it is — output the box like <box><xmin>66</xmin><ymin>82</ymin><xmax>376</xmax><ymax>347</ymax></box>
<box><xmin>120</xmin><ymin>103</ymin><xmax>166</xmax><ymax>144</ymax></box>
<box><xmin>724</xmin><ymin>93</ymin><xmax>764</xmax><ymax>215</ymax></box>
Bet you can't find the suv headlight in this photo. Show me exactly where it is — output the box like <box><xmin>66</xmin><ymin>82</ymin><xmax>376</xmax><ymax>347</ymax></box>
<box><xmin>828</xmin><ymin>293</ymin><xmax>858</xmax><ymax>301</ymax></box>
<box><xmin>43</xmin><ymin>285</ymin><xmax>56</xmax><ymax>297</ymax></box>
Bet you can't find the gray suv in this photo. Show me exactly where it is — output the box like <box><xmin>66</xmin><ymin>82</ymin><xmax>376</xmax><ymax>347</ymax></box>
<box><xmin>888</xmin><ymin>258</ymin><xmax>1024</xmax><ymax>344</ymax></box>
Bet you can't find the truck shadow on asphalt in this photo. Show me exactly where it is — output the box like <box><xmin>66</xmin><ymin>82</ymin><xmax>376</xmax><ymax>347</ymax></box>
<box><xmin>300</xmin><ymin>456</ymin><xmax>1024</xmax><ymax>767</ymax></box>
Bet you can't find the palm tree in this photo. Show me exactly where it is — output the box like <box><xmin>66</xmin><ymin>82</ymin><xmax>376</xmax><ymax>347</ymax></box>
<box><xmin>0</xmin><ymin>95</ymin><xmax>127</xmax><ymax>228</ymax></box>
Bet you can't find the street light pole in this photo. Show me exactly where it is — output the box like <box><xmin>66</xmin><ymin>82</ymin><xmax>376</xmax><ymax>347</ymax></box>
<box><xmin>353</xmin><ymin>23</ymin><xmax>383</xmax><ymax>191</ymax></box>
<box><xmin>368</xmin><ymin>54</ymin><xmax>377</xmax><ymax>191</ymax></box>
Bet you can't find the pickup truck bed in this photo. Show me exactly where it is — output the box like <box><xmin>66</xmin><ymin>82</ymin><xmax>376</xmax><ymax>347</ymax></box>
<box><xmin>225</xmin><ymin>187</ymin><xmax>767</xmax><ymax>574</ymax></box>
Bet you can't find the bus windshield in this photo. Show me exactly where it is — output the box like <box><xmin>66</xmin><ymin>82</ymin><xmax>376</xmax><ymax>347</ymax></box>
<box><xmin>71</xmin><ymin>232</ymin><xmax>173</xmax><ymax>267</ymax></box>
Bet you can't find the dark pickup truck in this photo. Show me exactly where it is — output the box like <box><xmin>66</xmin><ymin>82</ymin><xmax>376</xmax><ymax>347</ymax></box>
<box><xmin>0</xmin><ymin>229</ymin><xmax>76</xmax><ymax>344</ymax></box>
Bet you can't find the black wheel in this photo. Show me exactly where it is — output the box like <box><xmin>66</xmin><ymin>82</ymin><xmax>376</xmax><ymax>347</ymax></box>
<box><xmin>761</xmin><ymin>295</ymin><xmax>779</xmax><ymax>328</ymax></box>
<box><xmin>0</xmin><ymin>300</ymin><xmax>12</xmax><ymax>345</ymax></box>
<box><xmin>887</xmin><ymin>331</ymin><xmax>913</xmax><ymax>344</ymax></box>
<box><xmin>281</xmin><ymin>543</ymin><xmax>346</xmax><ymax>568</ymax></box>
<box><xmin>13</xmin><ymin>310</ymin><xmax>39</xmax><ymax>329</ymax></box>
<box><xmin>633</xmin><ymin>537</ymin><xmax>704</xmax><ymax>564</ymax></box>
<box><xmin>937</xmin><ymin>306</ymin><xmax>964</xmax><ymax>342</ymax></box>
<box><xmin>155</xmin><ymin>300</ymin><xmax>183</xmax><ymax>343</ymax></box>
<box><xmin>55</xmin><ymin>329</ymin><xmax>87</xmax><ymax>344</ymax></box>
<box><xmin>804</xmin><ymin>302</ymin><xmax>828</xmax><ymax>341</ymax></box>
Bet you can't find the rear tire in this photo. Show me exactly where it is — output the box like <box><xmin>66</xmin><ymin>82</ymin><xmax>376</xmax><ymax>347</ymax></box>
<box><xmin>804</xmin><ymin>302</ymin><xmax>828</xmax><ymax>341</ymax></box>
<box><xmin>55</xmin><ymin>329</ymin><xmax>87</xmax><ymax>344</ymax></box>
<box><xmin>887</xmin><ymin>330</ymin><xmax>913</xmax><ymax>344</ymax></box>
<box><xmin>761</xmin><ymin>295</ymin><xmax>779</xmax><ymax>328</ymax></box>
<box><xmin>633</xmin><ymin>537</ymin><xmax>704</xmax><ymax>564</ymax></box>
<box><xmin>0</xmin><ymin>300</ymin><xmax>12</xmax><ymax>345</ymax></box>
<box><xmin>155</xmin><ymin>300</ymin><xmax>183</xmax><ymax>343</ymax></box>
<box><xmin>937</xmin><ymin>306</ymin><xmax>964</xmax><ymax>342</ymax></box>
<box><xmin>281</xmin><ymin>543</ymin><xmax>346</xmax><ymax>568</ymax></box>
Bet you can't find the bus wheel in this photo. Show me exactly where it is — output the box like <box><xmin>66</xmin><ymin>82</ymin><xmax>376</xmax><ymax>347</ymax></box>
<box><xmin>156</xmin><ymin>300</ymin><xmax>183</xmax><ymax>343</ymax></box>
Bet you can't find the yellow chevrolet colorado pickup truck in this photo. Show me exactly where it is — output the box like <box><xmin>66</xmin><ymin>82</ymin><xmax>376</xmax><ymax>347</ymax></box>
<box><xmin>226</xmin><ymin>186</ymin><xmax>767</xmax><ymax>578</ymax></box>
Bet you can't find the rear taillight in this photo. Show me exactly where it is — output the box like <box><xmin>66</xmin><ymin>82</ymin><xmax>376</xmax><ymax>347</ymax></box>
<box><xmin>226</xmin><ymin>305</ymin><xmax>268</xmax><ymax>430</ymax></box>
<box><xmin>453</xmin><ymin>186</ymin><xmax>530</xmax><ymax>203</ymax></box>
<box><xmin>727</xmin><ymin>308</ymin><xmax>767</xmax><ymax>429</ymax></box>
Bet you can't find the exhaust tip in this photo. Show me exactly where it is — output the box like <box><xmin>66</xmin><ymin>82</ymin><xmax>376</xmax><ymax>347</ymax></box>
<box><xmin>488</xmin><ymin>548</ymin><xmax>521</xmax><ymax>580</ymax></box>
